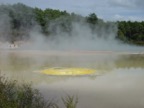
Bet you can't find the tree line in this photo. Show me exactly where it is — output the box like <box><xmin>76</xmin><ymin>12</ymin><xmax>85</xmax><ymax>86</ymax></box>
<box><xmin>117</xmin><ymin>21</ymin><xmax>144</xmax><ymax>45</ymax></box>
<box><xmin>0</xmin><ymin>3</ymin><xmax>143</xmax><ymax>45</ymax></box>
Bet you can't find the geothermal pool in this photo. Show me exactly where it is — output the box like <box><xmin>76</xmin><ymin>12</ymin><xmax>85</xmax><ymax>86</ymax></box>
<box><xmin>0</xmin><ymin>50</ymin><xmax>144</xmax><ymax>108</ymax></box>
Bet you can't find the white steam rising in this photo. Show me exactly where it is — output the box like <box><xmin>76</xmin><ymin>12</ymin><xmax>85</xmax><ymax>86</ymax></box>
<box><xmin>20</xmin><ymin>20</ymin><xmax>143</xmax><ymax>52</ymax></box>
<box><xmin>0</xmin><ymin>5</ymin><xmax>143</xmax><ymax>52</ymax></box>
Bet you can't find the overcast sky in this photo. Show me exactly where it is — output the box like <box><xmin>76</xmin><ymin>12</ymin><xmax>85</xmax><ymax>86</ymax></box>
<box><xmin>0</xmin><ymin>0</ymin><xmax>144</xmax><ymax>21</ymax></box>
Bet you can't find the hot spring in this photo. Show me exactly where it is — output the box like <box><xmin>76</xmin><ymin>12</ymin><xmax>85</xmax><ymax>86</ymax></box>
<box><xmin>0</xmin><ymin>49</ymin><xmax>144</xmax><ymax>108</ymax></box>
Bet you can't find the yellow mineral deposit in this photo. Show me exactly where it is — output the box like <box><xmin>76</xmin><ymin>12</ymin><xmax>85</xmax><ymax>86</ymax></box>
<box><xmin>41</xmin><ymin>67</ymin><xmax>96</xmax><ymax>75</ymax></box>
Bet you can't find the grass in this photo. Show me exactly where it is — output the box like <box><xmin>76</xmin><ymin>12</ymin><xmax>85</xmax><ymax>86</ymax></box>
<box><xmin>62</xmin><ymin>95</ymin><xmax>78</xmax><ymax>108</ymax></box>
<box><xmin>0</xmin><ymin>73</ymin><xmax>78</xmax><ymax>108</ymax></box>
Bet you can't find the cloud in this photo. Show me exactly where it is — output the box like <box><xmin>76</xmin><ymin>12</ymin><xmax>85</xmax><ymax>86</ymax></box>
<box><xmin>106</xmin><ymin>0</ymin><xmax>144</xmax><ymax>21</ymax></box>
<box><xmin>135</xmin><ymin>0</ymin><xmax>144</xmax><ymax>9</ymax></box>
<box><xmin>109</xmin><ymin>0</ymin><xmax>136</xmax><ymax>8</ymax></box>
<box><xmin>112</xmin><ymin>14</ymin><xmax>144</xmax><ymax>21</ymax></box>
<box><xmin>109</xmin><ymin>0</ymin><xmax>144</xmax><ymax>9</ymax></box>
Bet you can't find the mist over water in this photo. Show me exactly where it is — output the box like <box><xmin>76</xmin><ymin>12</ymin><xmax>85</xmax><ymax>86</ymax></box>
<box><xmin>19</xmin><ymin>20</ymin><xmax>143</xmax><ymax>52</ymax></box>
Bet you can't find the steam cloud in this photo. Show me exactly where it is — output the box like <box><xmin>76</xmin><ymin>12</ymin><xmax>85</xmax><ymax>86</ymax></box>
<box><xmin>26</xmin><ymin>20</ymin><xmax>143</xmax><ymax>52</ymax></box>
<box><xmin>0</xmin><ymin>4</ymin><xmax>143</xmax><ymax>52</ymax></box>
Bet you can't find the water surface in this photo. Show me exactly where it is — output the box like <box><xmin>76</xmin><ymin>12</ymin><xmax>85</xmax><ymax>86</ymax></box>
<box><xmin>0</xmin><ymin>50</ymin><xmax>144</xmax><ymax>108</ymax></box>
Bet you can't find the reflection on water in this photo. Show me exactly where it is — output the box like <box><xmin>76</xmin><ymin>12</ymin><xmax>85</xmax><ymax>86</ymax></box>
<box><xmin>115</xmin><ymin>54</ymin><xmax>144</xmax><ymax>68</ymax></box>
<box><xmin>0</xmin><ymin>50</ymin><xmax>144</xmax><ymax>108</ymax></box>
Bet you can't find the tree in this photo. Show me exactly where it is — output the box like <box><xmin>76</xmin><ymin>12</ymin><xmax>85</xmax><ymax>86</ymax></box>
<box><xmin>86</xmin><ymin>13</ymin><xmax>98</xmax><ymax>25</ymax></box>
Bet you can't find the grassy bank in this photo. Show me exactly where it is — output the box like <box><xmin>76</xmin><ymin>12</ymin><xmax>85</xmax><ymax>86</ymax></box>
<box><xmin>0</xmin><ymin>74</ymin><xmax>78</xmax><ymax>108</ymax></box>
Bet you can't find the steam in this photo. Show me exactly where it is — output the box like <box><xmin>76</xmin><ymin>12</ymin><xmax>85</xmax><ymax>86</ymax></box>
<box><xmin>0</xmin><ymin>4</ymin><xmax>143</xmax><ymax>52</ymax></box>
<box><xmin>0</xmin><ymin>14</ymin><xmax>11</xmax><ymax>42</ymax></box>
<box><xmin>47</xmin><ymin>22</ymin><xmax>117</xmax><ymax>50</ymax></box>
<box><xmin>22</xmin><ymin>21</ymin><xmax>116</xmax><ymax>50</ymax></box>
<box><xmin>25</xmin><ymin>20</ymin><xmax>143</xmax><ymax>52</ymax></box>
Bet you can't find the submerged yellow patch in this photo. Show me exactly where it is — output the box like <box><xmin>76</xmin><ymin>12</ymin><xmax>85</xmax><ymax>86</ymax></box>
<box><xmin>41</xmin><ymin>67</ymin><xmax>95</xmax><ymax>75</ymax></box>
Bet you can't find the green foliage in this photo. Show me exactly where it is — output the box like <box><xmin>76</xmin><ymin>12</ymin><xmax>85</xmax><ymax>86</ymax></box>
<box><xmin>62</xmin><ymin>95</ymin><xmax>78</xmax><ymax>108</ymax></box>
<box><xmin>0</xmin><ymin>74</ymin><xmax>57</xmax><ymax>108</ymax></box>
<box><xmin>0</xmin><ymin>74</ymin><xmax>78</xmax><ymax>108</ymax></box>
<box><xmin>117</xmin><ymin>21</ymin><xmax>144</xmax><ymax>45</ymax></box>
<box><xmin>86</xmin><ymin>13</ymin><xmax>98</xmax><ymax>25</ymax></box>
<box><xmin>10</xmin><ymin>3</ymin><xmax>35</xmax><ymax>29</ymax></box>
<box><xmin>117</xmin><ymin>30</ymin><xmax>126</xmax><ymax>41</ymax></box>
<box><xmin>0</xmin><ymin>3</ymin><xmax>35</xmax><ymax>43</ymax></box>
<box><xmin>34</xmin><ymin>8</ymin><xmax>70</xmax><ymax>34</ymax></box>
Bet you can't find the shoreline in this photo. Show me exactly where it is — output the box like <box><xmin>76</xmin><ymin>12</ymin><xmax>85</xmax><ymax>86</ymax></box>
<box><xmin>0</xmin><ymin>49</ymin><xmax>144</xmax><ymax>56</ymax></box>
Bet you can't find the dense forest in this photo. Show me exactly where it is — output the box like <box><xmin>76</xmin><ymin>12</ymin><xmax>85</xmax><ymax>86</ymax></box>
<box><xmin>0</xmin><ymin>3</ymin><xmax>144</xmax><ymax>45</ymax></box>
<box><xmin>117</xmin><ymin>21</ymin><xmax>144</xmax><ymax>45</ymax></box>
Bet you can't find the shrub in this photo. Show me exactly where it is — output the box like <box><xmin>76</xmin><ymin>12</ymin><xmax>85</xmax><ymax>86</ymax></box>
<box><xmin>0</xmin><ymin>73</ymin><xmax>78</xmax><ymax>108</ymax></box>
<box><xmin>0</xmin><ymin>74</ymin><xmax>57</xmax><ymax>108</ymax></box>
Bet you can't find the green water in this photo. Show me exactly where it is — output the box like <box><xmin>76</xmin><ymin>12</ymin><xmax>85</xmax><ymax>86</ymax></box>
<box><xmin>0</xmin><ymin>50</ymin><xmax>144</xmax><ymax>108</ymax></box>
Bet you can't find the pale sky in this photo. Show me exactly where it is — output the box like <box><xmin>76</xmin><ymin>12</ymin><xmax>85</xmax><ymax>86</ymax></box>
<box><xmin>0</xmin><ymin>0</ymin><xmax>144</xmax><ymax>21</ymax></box>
